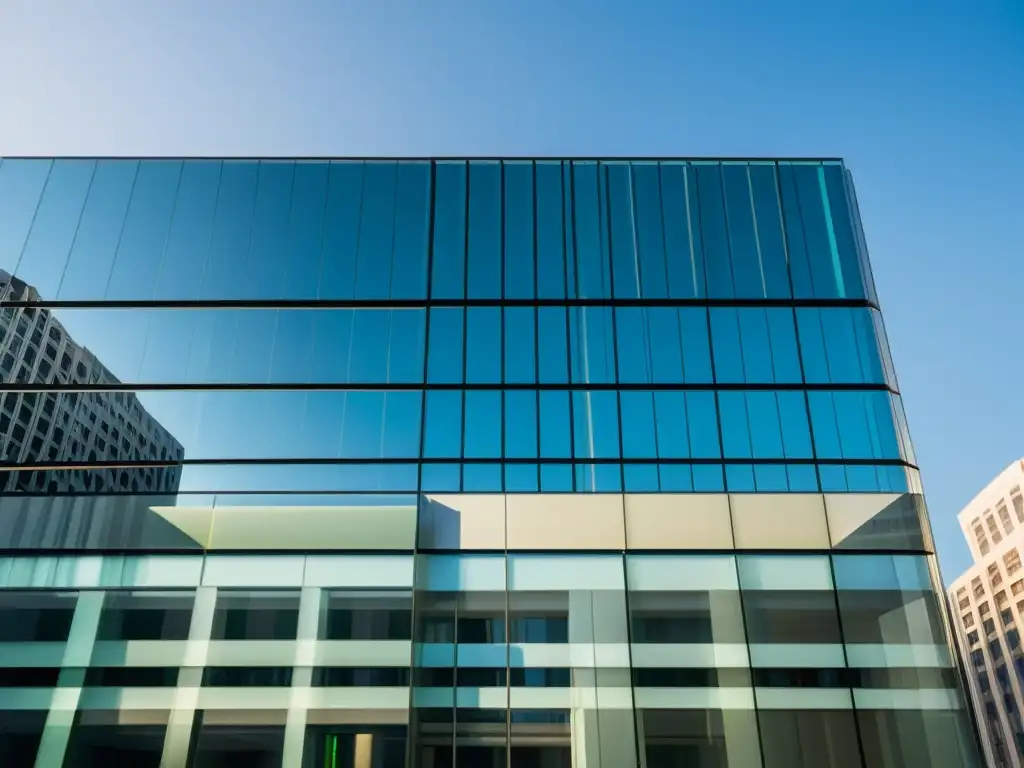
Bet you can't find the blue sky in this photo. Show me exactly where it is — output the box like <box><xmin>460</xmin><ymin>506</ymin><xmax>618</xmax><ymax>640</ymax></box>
<box><xmin>1</xmin><ymin>0</ymin><xmax>1022</xmax><ymax>578</ymax></box>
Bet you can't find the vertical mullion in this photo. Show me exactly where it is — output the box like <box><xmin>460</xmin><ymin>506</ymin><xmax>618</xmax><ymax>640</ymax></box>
<box><xmin>560</xmin><ymin>163</ymin><xmax>576</xmax><ymax>491</ymax></box>
<box><xmin>461</xmin><ymin>162</ymin><xmax>470</xmax><ymax>493</ymax></box>
<box><xmin>499</xmin><ymin>161</ymin><xmax>507</xmax><ymax>491</ymax></box>
<box><xmin>532</xmin><ymin>162</ymin><xmax>541</xmax><ymax>489</ymax></box>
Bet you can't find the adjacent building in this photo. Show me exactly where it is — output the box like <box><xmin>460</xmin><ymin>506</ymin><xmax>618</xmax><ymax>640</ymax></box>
<box><xmin>949</xmin><ymin>460</ymin><xmax>1024</xmax><ymax>767</ymax></box>
<box><xmin>0</xmin><ymin>157</ymin><xmax>982</xmax><ymax>767</ymax></box>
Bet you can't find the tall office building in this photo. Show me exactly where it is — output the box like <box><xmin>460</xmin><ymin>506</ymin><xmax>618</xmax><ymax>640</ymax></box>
<box><xmin>949</xmin><ymin>460</ymin><xmax>1024</xmax><ymax>767</ymax></box>
<box><xmin>0</xmin><ymin>157</ymin><xmax>980</xmax><ymax>767</ymax></box>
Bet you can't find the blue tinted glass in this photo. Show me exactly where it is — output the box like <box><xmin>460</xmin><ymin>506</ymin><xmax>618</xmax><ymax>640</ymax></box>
<box><xmin>15</xmin><ymin>159</ymin><xmax>94</xmax><ymax>298</ymax></box>
<box><xmin>777</xmin><ymin>391</ymin><xmax>813</xmax><ymax>459</ymax></box>
<box><xmin>505</xmin><ymin>464</ymin><xmax>539</xmax><ymax>492</ymax></box>
<box><xmin>615</xmin><ymin>307</ymin><xmax>650</xmax><ymax>384</ymax></box>
<box><xmin>535</xmin><ymin>162</ymin><xmax>565</xmax><ymax>299</ymax></box>
<box><xmin>846</xmin><ymin>465</ymin><xmax>882</xmax><ymax>492</ymax></box>
<box><xmin>562</xmin><ymin>162</ymin><xmax>577</xmax><ymax>299</ymax></box>
<box><xmin>736</xmin><ymin>309</ymin><xmax>775</xmax><ymax>384</ymax></box>
<box><xmin>765</xmin><ymin>309</ymin><xmax>801</xmax><ymax>383</ymax></box>
<box><xmin>777</xmin><ymin>163</ymin><xmax>813</xmax><ymax>298</ymax></box>
<box><xmin>540</xmin><ymin>464</ymin><xmax>573</xmax><ymax>491</ymax></box>
<box><xmin>537</xmin><ymin>307</ymin><xmax>568</xmax><ymax>383</ymax></box>
<box><xmin>387</xmin><ymin>309</ymin><xmax>426</xmax><ymax>384</ymax></box>
<box><xmin>310</xmin><ymin>311</ymin><xmax>353</xmax><ymax>383</ymax></box>
<box><xmin>620</xmin><ymin>391</ymin><xmax>657</xmax><ymax>459</ymax></box>
<box><xmin>422</xmin><ymin>464</ymin><xmax>461</xmax><ymax>493</ymax></box>
<box><xmin>687</xmin><ymin>391</ymin><xmax>721</xmax><ymax>459</ymax></box>
<box><xmin>539</xmin><ymin>391</ymin><xmax>571</xmax><ymax>459</ymax></box>
<box><xmin>0</xmin><ymin>159</ymin><xmax>52</xmax><ymax>275</ymax></box>
<box><xmin>348</xmin><ymin>310</ymin><xmax>390</xmax><ymax>382</ymax></box>
<box><xmin>607</xmin><ymin>163</ymin><xmax>638</xmax><ymax>298</ymax></box>
<box><xmin>754</xmin><ymin>464</ymin><xmax>789</xmax><ymax>491</ymax></box>
<box><xmin>569</xmin><ymin>307</ymin><xmax>615</xmax><ymax>384</ymax></box>
<box><xmin>726</xmin><ymin>465</ymin><xmax>755</xmax><ymax>492</ymax></box>
<box><xmin>633</xmin><ymin>163</ymin><xmax>668</xmax><ymax>298</ymax></box>
<box><xmin>271</xmin><ymin>310</ymin><xmax>315</xmax><ymax>382</ymax></box>
<box><xmin>384</xmin><ymin>391</ymin><xmax>423</xmax><ymax>459</ymax></box>
<box><xmin>692</xmin><ymin>464</ymin><xmax>725</xmax><ymax>492</ymax></box>
<box><xmin>232</xmin><ymin>311</ymin><xmax>277</xmax><ymax>382</ymax></box>
<box><xmin>506</xmin><ymin>391</ymin><xmax>538</xmax><ymax>459</ymax></box>
<box><xmin>427</xmin><ymin>308</ymin><xmax>464</xmax><ymax>384</ymax></box>
<box><xmin>468</xmin><ymin>161</ymin><xmax>501</xmax><ymax>299</ymax></box>
<box><xmin>466</xmin><ymin>307</ymin><xmax>501</xmax><ymax>384</ymax></box>
<box><xmin>572</xmin><ymin>161</ymin><xmax>609</xmax><ymax>299</ymax></box>
<box><xmin>572</xmin><ymin>391</ymin><xmax>619</xmax><ymax>459</ymax></box>
<box><xmin>851</xmin><ymin>309</ymin><xmax>885</xmax><ymax>384</ymax></box>
<box><xmin>787</xmin><ymin>464</ymin><xmax>819</xmax><ymax>491</ymax></box>
<box><xmin>424</xmin><ymin>391</ymin><xmax>463</xmax><ymax>459</ymax></box>
<box><xmin>465</xmin><ymin>464</ymin><xmax>503</xmax><ymax>492</ymax></box>
<box><xmin>749</xmin><ymin>164</ymin><xmax>791</xmax><ymax>298</ymax></box>
<box><xmin>646</xmin><ymin>308</ymin><xmax>683</xmax><ymax>384</ymax></box>
<box><xmin>822</xmin><ymin>164</ymin><xmax>864</xmax><ymax>299</ymax></box>
<box><xmin>431</xmin><ymin>161</ymin><xmax>466</xmax><ymax>299</ymax></box>
<box><xmin>807</xmin><ymin>392</ymin><xmax>841</xmax><ymax>459</ymax></box>
<box><xmin>795</xmin><ymin>308</ymin><xmax>829</xmax><ymax>383</ymax></box>
<box><xmin>746</xmin><ymin>392</ymin><xmax>784</xmax><ymax>459</ymax></box>
<box><xmin>792</xmin><ymin>163</ymin><xmax>842</xmax><ymax>298</ymax></box>
<box><xmin>195</xmin><ymin>160</ymin><xmax>258</xmax><ymax>301</ymax></box>
<box><xmin>355</xmin><ymin>162</ymin><xmax>397</xmax><ymax>300</ymax></box>
<box><xmin>575</xmin><ymin>464</ymin><xmax>621</xmax><ymax>492</ymax></box>
<box><xmin>709</xmin><ymin>308</ymin><xmax>744</xmax><ymax>383</ymax></box>
<box><xmin>391</xmin><ymin>161</ymin><xmax>430</xmax><ymax>300</ymax></box>
<box><xmin>504</xmin><ymin>161</ymin><xmax>535</xmax><ymax>299</ymax></box>
<box><xmin>722</xmin><ymin>164</ymin><xmax>763</xmax><ymax>298</ymax></box>
<box><xmin>625</xmin><ymin>464</ymin><xmax>660</xmax><ymax>492</ymax></box>
<box><xmin>319</xmin><ymin>162</ymin><xmax>363</xmax><ymax>299</ymax></box>
<box><xmin>661</xmin><ymin>163</ymin><xmax>703</xmax><ymax>298</ymax></box>
<box><xmin>244</xmin><ymin>161</ymin><xmax>295</xmax><ymax>299</ymax></box>
<box><xmin>505</xmin><ymin>307</ymin><xmax>536</xmax><ymax>384</ymax></box>
<box><xmin>696</xmin><ymin>164</ymin><xmax>732</xmax><ymax>299</ymax></box>
<box><xmin>281</xmin><ymin>162</ymin><xmax>329</xmax><ymax>299</ymax></box>
<box><xmin>659</xmin><ymin>464</ymin><xmax>693</xmax><ymax>491</ymax></box>
<box><xmin>818</xmin><ymin>308</ymin><xmax>863</xmax><ymax>383</ymax></box>
<box><xmin>832</xmin><ymin>391</ymin><xmax>874</xmax><ymax>459</ymax></box>
<box><xmin>679</xmin><ymin>308</ymin><xmax>713</xmax><ymax>383</ymax></box>
<box><xmin>155</xmin><ymin>160</ymin><xmax>222</xmax><ymax>300</ymax></box>
<box><xmin>58</xmin><ymin>159</ymin><xmax>139</xmax><ymax>300</ymax></box>
<box><xmin>464</xmin><ymin>391</ymin><xmax>501</xmax><ymax>459</ymax></box>
<box><xmin>654</xmin><ymin>391</ymin><xmax>689</xmax><ymax>458</ymax></box>
<box><xmin>718</xmin><ymin>391</ymin><xmax>751</xmax><ymax>459</ymax></box>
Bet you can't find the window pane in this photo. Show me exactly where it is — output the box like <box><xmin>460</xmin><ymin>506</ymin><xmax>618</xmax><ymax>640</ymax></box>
<box><xmin>633</xmin><ymin>162</ymin><xmax>668</xmax><ymax>298</ymax></box>
<box><xmin>750</xmin><ymin>163</ymin><xmax>791</xmax><ymax>298</ymax></box>
<box><xmin>392</xmin><ymin>160</ymin><xmax>431</xmax><ymax>299</ymax></box>
<box><xmin>320</xmin><ymin>161</ymin><xmax>363</xmax><ymax>299</ymax></box>
<box><xmin>661</xmin><ymin>162</ymin><xmax>704</xmax><ymax>298</ymax></box>
<box><xmin>505</xmin><ymin>307</ymin><xmax>536</xmax><ymax>384</ymax></box>
<box><xmin>0</xmin><ymin>158</ymin><xmax>53</xmax><ymax>275</ymax></box>
<box><xmin>607</xmin><ymin>163</ymin><xmax>639</xmax><ymax>298</ymax></box>
<box><xmin>573</xmin><ymin>161</ymin><xmax>609</xmax><ymax>299</ymax></box>
<box><xmin>572</xmin><ymin>391</ymin><xmax>620</xmax><ymax>459</ymax></box>
<box><xmin>504</xmin><ymin>161</ymin><xmax>535</xmax><ymax>299</ymax></box>
<box><xmin>722</xmin><ymin>163</ymin><xmax>763</xmax><ymax>298</ymax></box>
<box><xmin>506</xmin><ymin>391</ymin><xmax>538</xmax><ymax>459</ymax></box>
<box><xmin>424</xmin><ymin>391</ymin><xmax>463</xmax><ymax>459</ymax></box>
<box><xmin>569</xmin><ymin>307</ymin><xmax>615</xmax><ymax>384</ymax></box>
<box><xmin>468</xmin><ymin>161</ymin><xmax>501</xmax><ymax>298</ymax></box>
<box><xmin>197</xmin><ymin>160</ymin><xmax>259</xmax><ymax>301</ymax></box>
<box><xmin>431</xmin><ymin>161</ymin><xmax>467</xmax><ymax>298</ymax></box>
<box><xmin>243</xmin><ymin>161</ymin><xmax>295</xmax><ymax>299</ymax></box>
<box><xmin>355</xmin><ymin>162</ymin><xmax>398</xmax><ymax>299</ymax></box>
<box><xmin>466</xmin><ymin>307</ymin><xmax>501</xmax><ymax>384</ymax></box>
<box><xmin>696</xmin><ymin>164</ymin><xmax>732</xmax><ymax>299</ymax></box>
<box><xmin>536</xmin><ymin>161</ymin><xmax>565</xmax><ymax>299</ymax></box>
<box><xmin>539</xmin><ymin>391</ymin><xmax>571</xmax><ymax>459</ymax></box>
<box><xmin>464</xmin><ymin>391</ymin><xmax>501</xmax><ymax>459</ymax></box>
<box><xmin>620</xmin><ymin>391</ymin><xmax>657</xmax><ymax>459</ymax></box>
<box><xmin>427</xmin><ymin>308</ymin><xmax>464</xmax><ymax>384</ymax></box>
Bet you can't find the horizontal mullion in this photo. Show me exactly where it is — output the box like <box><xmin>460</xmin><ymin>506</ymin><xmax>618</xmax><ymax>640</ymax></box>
<box><xmin>0</xmin><ymin>297</ymin><xmax>879</xmax><ymax>310</ymax></box>
<box><xmin>0</xmin><ymin>457</ymin><xmax>919</xmax><ymax>469</ymax></box>
<box><xmin>0</xmin><ymin>382</ymin><xmax>899</xmax><ymax>393</ymax></box>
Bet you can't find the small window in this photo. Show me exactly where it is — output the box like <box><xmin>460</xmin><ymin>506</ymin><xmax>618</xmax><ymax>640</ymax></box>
<box><xmin>967</xmin><ymin>630</ymin><xmax>980</xmax><ymax>646</ymax></box>
<box><xmin>964</xmin><ymin>613</ymin><xmax>975</xmax><ymax>628</ymax></box>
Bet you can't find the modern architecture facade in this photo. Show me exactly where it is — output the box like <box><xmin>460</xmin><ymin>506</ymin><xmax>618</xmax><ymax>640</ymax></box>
<box><xmin>0</xmin><ymin>156</ymin><xmax>981</xmax><ymax>767</ymax></box>
<box><xmin>949</xmin><ymin>460</ymin><xmax>1024</xmax><ymax>767</ymax></box>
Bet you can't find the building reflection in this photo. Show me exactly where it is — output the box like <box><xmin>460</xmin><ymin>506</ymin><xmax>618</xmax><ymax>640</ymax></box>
<box><xmin>0</xmin><ymin>270</ymin><xmax>183</xmax><ymax>495</ymax></box>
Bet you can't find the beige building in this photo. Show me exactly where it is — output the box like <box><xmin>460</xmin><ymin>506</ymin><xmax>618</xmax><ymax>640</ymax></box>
<box><xmin>949</xmin><ymin>460</ymin><xmax>1024</xmax><ymax>767</ymax></box>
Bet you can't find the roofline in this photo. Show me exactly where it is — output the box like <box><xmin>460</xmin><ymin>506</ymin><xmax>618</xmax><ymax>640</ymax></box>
<box><xmin>0</xmin><ymin>155</ymin><xmax>847</xmax><ymax>163</ymax></box>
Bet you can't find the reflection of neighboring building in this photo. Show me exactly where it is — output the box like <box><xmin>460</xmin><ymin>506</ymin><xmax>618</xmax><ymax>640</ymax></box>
<box><xmin>949</xmin><ymin>460</ymin><xmax>1024</xmax><ymax>768</ymax></box>
<box><xmin>0</xmin><ymin>270</ymin><xmax>183</xmax><ymax>494</ymax></box>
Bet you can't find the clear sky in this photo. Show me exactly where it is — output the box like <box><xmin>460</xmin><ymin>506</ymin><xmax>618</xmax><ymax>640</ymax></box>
<box><xmin>1</xmin><ymin>0</ymin><xmax>1022</xmax><ymax>579</ymax></box>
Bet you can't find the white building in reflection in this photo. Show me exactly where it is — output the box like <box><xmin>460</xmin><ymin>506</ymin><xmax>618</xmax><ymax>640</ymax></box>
<box><xmin>0</xmin><ymin>269</ymin><xmax>183</xmax><ymax>494</ymax></box>
<box><xmin>949</xmin><ymin>459</ymin><xmax>1024</xmax><ymax>768</ymax></box>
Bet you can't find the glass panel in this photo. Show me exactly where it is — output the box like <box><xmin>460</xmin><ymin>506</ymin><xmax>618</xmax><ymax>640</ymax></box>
<box><xmin>722</xmin><ymin>163</ymin><xmax>764</xmax><ymax>299</ymax></box>
<box><xmin>57</xmin><ymin>159</ymin><xmax>139</xmax><ymax>300</ymax></box>
<box><xmin>535</xmin><ymin>161</ymin><xmax>565</xmax><ymax>299</ymax></box>
<box><xmin>467</xmin><ymin>161</ymin><xmax>502</xmax><ymax>299</ymax></box>
<box><xmin>427</xmin><ymin>307</ymin><xmax>464</xmax><ymax>384</ymax></box>
<box><xmin>189</xmin><ymin>719</ymin><xmax>286</xmax><ymax>767</ymax></box>
<box><xmin>424</xmin><ymin>390</ymin><xmax>463</xmax><ymax>459</ymax></box>
<box><xmin>0</xmin><ymin>159</ymin><xmax>54</xmax><ymax>277</ymax></box>
<box><xmin>569</xmin><ymin>307</ymin><xmax>615</xmax><ymax>385</ymax></box>
<box><xmin>504</xmin><ymin>161</ymin><xmax>535</xmax><ymax>299</ymax></box>
<box><xmin>749</xmin><ymin>163</ymin><xmax>791</xmax><ymax>298</ymax></box>
<box><xmin>96</xmin><ymin>590</ymin><xmax>193</xmax><ymax>640</ymax></box>
<box><xmin>757</xmin><ymin>710</ymin><xmax>862</xmax><ymax>768</ymax></box>
<box><xmin>464</xmin><ymin>391</ymin><xmax>501</xmax><ymax>459</ymax></box>
<box><xmin>506</xmin><ymin>391</ymin><xmax>538</xmax><ymax>459</ymax></box>
<box><xmin>696</xmin><ymin>164</ymin><xmax>733</xmax><ymax>299</ymax></box>
<box><xmin>465</xmin><ymin>307</ymin><xmax>501</xmax><ymax>384</ymax></box>
<box><xmin>280</xmin><ymin>161</ymin><xmax>330</xmax><ymax>299</ymax></box>
<box><xmin>607</xmin><ymin>162</ymin><xmax>638</xmax><ymax>298</ymax></box>
<box><xmin>432</xmin><ymin>161</ymin><xmax>467</xmax><ymax>299</ymax></box>
<box><xmin>210</xmin><ymin>590</ymin><xmax>300</xmax><ymax>640</ymax></box>
<box><xmin>155</xmin><ymin>160</ymin><xmax>222</xmax><ymax>300</ymax></box>
<box><xmin>633</xmin><ymin>162</ymin><xmax>668</xmax><ymax>299</ymax></box>
<box><xmin>354</xmin><ymin>162</ymin><xmax>397</xmax><ymax>299</ymax></box>
<box><xmin>505</xmin><ymin>307</ymin><xmax>536</xmax><ymax>384</ymax></box>
<box><xmin>64</xmin><ymin>715</ymin><xmax>167</xmax><ymax>768</ymax></box>
<box><xmin>661</xmin><ymin>162</ymin><xmax>704</xmax><ymax>298</ymax></box>
<box><xmin>391</xmin><ymin>160</ymin><xmax>431</xmax><ymax>299</ymax></box>
<box><xmin>241</xmin><ymin>160</ymin><xmax>294</xmax><ymax>300</ymax></box>
<box><xmin>15</xmin><ymin>159</ymin><xmax>94</xmax><ymax>299</ymax></box>
<box><xmin>195</xmin><ymin>160</ymin><xmax>259</xmax><ymax>301</ymax></box>
<box><xmin>573</xmin><ymin>161</ymin><xmax>609</xmax><ymax>299</ymax></box>
<box><xmin>319</xmin><ymin>161</ymin><xmax>364</xmax><ymax>299</ymax></box>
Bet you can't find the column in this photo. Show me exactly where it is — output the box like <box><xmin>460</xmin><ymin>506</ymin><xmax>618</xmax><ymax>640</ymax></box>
<box><xmin>34</xmin><ymin>590</ymin><xmax>105</xmax><ymax>768</ymax></box>
<box><xmin>161</xmin><ymin>586</ymin><xmax>218</xmax><ymax>768</ymax></box>
<box><xmin>282</xmin><ymin>586</ymin><xmax>322</xmax><ymax>767</ymax></box>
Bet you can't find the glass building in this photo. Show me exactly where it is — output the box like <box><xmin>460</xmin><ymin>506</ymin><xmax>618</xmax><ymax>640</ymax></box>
<box><xmin>0</xmin><ymin>157</ymin><xmax>980</xmax><ymax>767</ymax></box>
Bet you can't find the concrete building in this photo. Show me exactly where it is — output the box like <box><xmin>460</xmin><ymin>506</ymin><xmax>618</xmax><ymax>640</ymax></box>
<box><xmin>949</xmin><ymin>460</ymin><xmax>1024</xmax><ymax>767</ymax></box>
<box><xmin>0</xmin><ymin>269</ymin><xmax>183</xmax><ymax>495</ymax></box>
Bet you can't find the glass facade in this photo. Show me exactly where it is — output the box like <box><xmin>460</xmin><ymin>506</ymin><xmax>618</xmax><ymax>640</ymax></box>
<box><xmin>0</xmin><ymin>157</ymin><xmax>979</xmax><ymax>766</ymax></box>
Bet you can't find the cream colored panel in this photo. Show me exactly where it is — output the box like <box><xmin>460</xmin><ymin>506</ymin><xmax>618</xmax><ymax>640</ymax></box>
<box><xmin>730</xmin><ymin>494</ymin><xmax>829</xmax><ymax>549</ymax></box>
<box><xmin>825</xmin><ymin>493</ymin><xmax>930</xmax><ymax>551</ymax></box>
<box><xmin>624</xmin><ymin>494</ymin><xmax>733</xmax><ymax>549</ymax></box>
<box><xmin>505</xmin><ymin>494</ymin><xmax>624</xmax><ymax>550</ymax></box>
<box><xmin>206</xmin><ymin>505</ymin><xmax>417</xmax><ymax>551</ymax></box>
<box><xmin>417</xmin><ymin>495</ymin><xmax>506</xmax><ymax>549</ymax></box>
